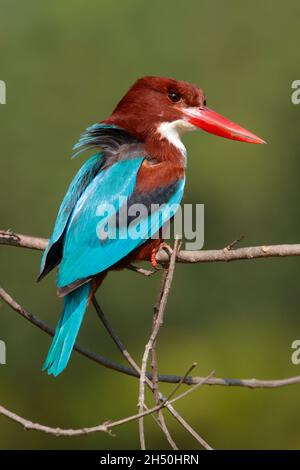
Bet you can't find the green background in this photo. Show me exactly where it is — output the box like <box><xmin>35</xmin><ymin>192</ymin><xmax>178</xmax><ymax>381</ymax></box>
<box><xmin>1</xmin><ymin>0</ymin><xmax>300</xmax><ymax>449</ymax></box>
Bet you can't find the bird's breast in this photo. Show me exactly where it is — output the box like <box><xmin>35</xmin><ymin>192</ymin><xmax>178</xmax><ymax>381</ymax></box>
<box><xmin>135</xmin><ymin>159</ymin><xmax>185</xmax><ymax>193</ymax></box>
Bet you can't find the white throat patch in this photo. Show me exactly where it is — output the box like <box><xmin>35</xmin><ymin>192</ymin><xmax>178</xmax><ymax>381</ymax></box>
<box><xmin>157</xmin><ymin>119</ymin><xmax>196</xmax><ymax>163</ymax></box>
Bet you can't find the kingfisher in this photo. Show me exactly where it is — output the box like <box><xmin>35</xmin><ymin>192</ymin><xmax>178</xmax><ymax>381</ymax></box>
<box><xmin>39</xmin><ymin>76</ymin><xmax>265</xmax><ymax>376</ymax></box>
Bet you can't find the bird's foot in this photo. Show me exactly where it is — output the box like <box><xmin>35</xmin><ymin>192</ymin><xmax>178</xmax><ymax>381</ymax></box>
<box><xmin>150</xmin><ymin>247</ymin><xmax>160</xmax><ymax>269</ymax></box>
<box><xmin>150</xmin><ymin>242</ymin><xmax>173</xmax><ymax>269</ymax></box>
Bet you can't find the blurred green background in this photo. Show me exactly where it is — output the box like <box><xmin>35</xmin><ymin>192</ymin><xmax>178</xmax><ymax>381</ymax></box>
<box><xmin>1</xmin><ymin>0</ymin><xmax>300</xmax><ymax>450</ymax></box>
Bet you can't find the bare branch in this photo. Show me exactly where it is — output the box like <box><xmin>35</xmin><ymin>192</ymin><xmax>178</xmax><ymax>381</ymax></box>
<box><xmin>2</xmin><ymin>229</ymin><xmax>300</xmax><ymax>265</ymax></box>
<box><xmin>0</xmin><ymin>405</ymin><xmax>108</xmax><ymax>436</ymax></box>
<box><xmin>92</xmin><ymin>290</ymin><xmax>212</xmax><ymax>450</ymax></box>
<box><xmin>2</xmin><ymin>287</ymin><xmax>300</xmax><ymax>390</ymax></box>
<box><xmin>2</xmin><ymin>223</ymin><xmax>300</xmax><ymax>448</ymax></box>
<box><xmin>91</xmin><ymin>295</ymin><xmax>177</xmax><ymax>448</ymax></box>
<box><xmin>139</xmin><ymin>238</ymin><xmax>180</xmax><ymax>449</ymax></box>
<box><xmin>127</xmin><ymin>264</ymin><xmax>157</xmax><ymax>277</ymax></box>
<box><xmin>165</xmin><ymin>363</ymin><xmax>198</xmax><ymax>403</ymax></box>
<box><xmin>0</xmin><ymin>230</ymin><xmax>48</xmax><ymax>250</ymax></box>
<box><xmin>150</xmin><ymin>282</ymin><xmax>178</xmax><ymax>450</ymax></box>
<box><xmin>163</xmin><ymin>243</ymin><xmax>300</xmax><ymax>264</ymax></box>
<box><xmin>0</xmin><ymin>287</ymin><xmax>138</xmax><ymax>377</ymax></box>
<box><xmin>150</xmin><ymin>346</ymin><xmax>178</xmax><ymax>449</ymax></box>
<box><xmin>0</xmin><ymin>371</ymin><xmax>210</xmax><ymax>438</ymax></box>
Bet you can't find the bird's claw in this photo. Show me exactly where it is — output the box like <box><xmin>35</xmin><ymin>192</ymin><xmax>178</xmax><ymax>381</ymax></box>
<box><xmin>150</xmin><ymin>242</ymin><xmax>173</xmax><ymax>269</ymax></box>
<box><xmin>150</xmin><ymin>249</ymin><xmax>160</xmax><ymax>269</ymax></box>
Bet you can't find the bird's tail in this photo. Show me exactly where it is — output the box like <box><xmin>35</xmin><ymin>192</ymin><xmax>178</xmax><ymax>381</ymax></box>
<box><xmin>43</xmin><ymin>282</ymin><xmax>91</xmax><ymax>376</ymax></box>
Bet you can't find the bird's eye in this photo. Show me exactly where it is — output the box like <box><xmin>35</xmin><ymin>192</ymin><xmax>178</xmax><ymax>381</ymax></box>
<box><xmin>168</xmin><ymin>91</ymin><xmax>181</xmax><ymax>103</ymax></box>
<box><xmin>203</xmin><ymin>99</ymin><xmax>207</xmax><ymax>106</ymax></box>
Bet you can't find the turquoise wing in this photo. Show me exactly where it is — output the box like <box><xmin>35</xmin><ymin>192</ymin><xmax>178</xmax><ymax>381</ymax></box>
<box><xmin>39</xmin><ymin>122</ymin><xmax>122</xmax><ymax>278</ymax></box>
<box><xmin>57</xmin><ymin>158</ymin><xmax>185</xmax><ymax>288</ymax></box>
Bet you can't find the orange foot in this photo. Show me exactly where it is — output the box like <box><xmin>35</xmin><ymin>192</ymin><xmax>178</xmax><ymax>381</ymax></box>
<box><xmin>150</xmin><ymin>242</ymin><xmax>173</xmax><ymax>269</ymax></box>
<box><xmin>150</xmin><ymin>247</ymin><xmax>159</xmax><ymax>269</ymax></box>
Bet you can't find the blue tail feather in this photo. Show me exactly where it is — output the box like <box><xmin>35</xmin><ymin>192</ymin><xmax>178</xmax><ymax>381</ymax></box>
<box><xmin>43</xmin><ymin>283</ymin><xmax>91</xmax><ymax>376</ymax></box>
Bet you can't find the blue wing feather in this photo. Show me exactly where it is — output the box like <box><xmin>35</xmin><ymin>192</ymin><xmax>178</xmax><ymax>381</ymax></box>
<box><xmin>57</xmin><ymin>158</ymin><xmax>144</xmax><ymax>287</ymax></box>
<box><xmin>57</xmin><ymin>157</ymin><xmax>184</xmax><ymax>288</ymax></box>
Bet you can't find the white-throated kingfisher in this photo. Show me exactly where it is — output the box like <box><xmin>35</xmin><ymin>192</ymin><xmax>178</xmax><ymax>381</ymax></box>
<box><xmin>39</xmin><ymin>76</ymin><xmax>265</xmax><ymax>376</ymax></box>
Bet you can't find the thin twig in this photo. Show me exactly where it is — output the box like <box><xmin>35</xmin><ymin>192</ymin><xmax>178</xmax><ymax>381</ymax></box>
<box><xmin>224</xmin><ymin>234</ymin><xmax>245</xmax><ymax>251</ymax></box>
<box><xmin>158</xmin><ymin>372</ymin><xmax>215</xmax><ymax>452</ymax></box>
<box><xmin>138</xmin><ymin>238</ymin><xmax>181</xmax><ymax>450</ymax></box>
<box><xmin>0</xmin><ymin>371</ymin><xmax>211</xmax><ymax>438</ymax></box>
<box><xmin>127</xmin><ymin>264</ymin><xmax>156</xmax><ymax>277</ymax></box>
<box><xmin>92</xmin><ymin>292</ymin><xmax>179</xmax><ymax>449</ymax></box>
<box><xmin>165</xmin><ymin>363</ymin><xmax>198</xmax><ymax>403</ymax></box>
<box><xmin>150</xmin><ymin>279</ymin><xmax>178</xmax><ymax>450</ymax></box>
<box><xmin>91</xmin><ymin>295</ymin><xmax>176</xmax><ymax>448</ymax></box>
<box><xmin>166</xmin><ymin>371</ymin><xmax>215</xmax><ymax>405</ymax></box>
<box><xmin>150</xmin><ymin>346</ymin><xmax>177</xmax><ymax>449</ymax></box>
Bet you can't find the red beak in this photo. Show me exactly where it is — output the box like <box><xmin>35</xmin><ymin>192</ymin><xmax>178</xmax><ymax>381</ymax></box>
<box><xmin>183</xmin><ymin>106</ymin><xmax>266</xmax><ymax>144</ymax></box>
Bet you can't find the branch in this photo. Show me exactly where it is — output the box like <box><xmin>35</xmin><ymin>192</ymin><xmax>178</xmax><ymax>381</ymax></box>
<box><xmin>92</xmin><ymin>284</ymin><xmax>213</xmax><ymax>450</ymax></box>
<box><xmin>150</xmin><ymin>277</ymin><xmax>178</xmax><ymax>450</ymax></box>
<box><xmin>0</xmin><ymin>230</ymin><xmax>48</xmax><ymax>250</ymax></box>
<box><xmin>91</xmin><ymin>295</ymin><xmax>177</xmax><ymax>448</ymax></box>
<box><xmin>92</xmin><ymin>292</ymin><xmax>212</xmax><ymax>450</ymax></box>
<box><xmin>2</xmin><ymin>229</ymin><xmax>300</xmax><ymax>264</ymax></box>
<box><xmin>0</xmin><ymin>287</ymin><xmax>139</xmax><ymax>377</ymax></box>
<box><xmin>2</xmin><ymin>286</ymin><xmax>300</xmax><ymax>390</ymax></box>
<box><xmin>138</xmin><ymin>238</ymin><xmax>180</xmax><ymax>449</ymax></box>
<box><xmin>2</xmin><ymin>228</ymin><xmax>300</xmax><ymax>447</ymax></box>
<box><xmin>0</xmin><ymin>369</ymin><xmax>211</xmax><ymax>437</ymax></box>
<box><xmin>96</xmin><ymin>231</ymin><xmax>212</xmax><ymax>451</ymax></box>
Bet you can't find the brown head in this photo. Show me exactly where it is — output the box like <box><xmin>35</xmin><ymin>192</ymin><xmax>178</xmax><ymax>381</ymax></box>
<box><xmin>105</xmin><ymin>76</ymin><xmax>265</xmax><ymax>158</ymax></box>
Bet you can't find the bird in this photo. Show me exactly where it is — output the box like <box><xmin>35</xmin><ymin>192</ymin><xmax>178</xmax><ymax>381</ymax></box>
<box><xmin>38</xmin><ymin>76</ymin><xmax>265</xmax><ymax>376</ymax></box>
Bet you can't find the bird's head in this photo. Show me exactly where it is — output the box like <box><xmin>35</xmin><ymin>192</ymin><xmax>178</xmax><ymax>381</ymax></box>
<box><xmin>107</xmin><ymin>76</ymin><xmax>265</xmax><ymax>149</ymax></box>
